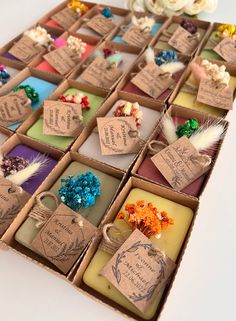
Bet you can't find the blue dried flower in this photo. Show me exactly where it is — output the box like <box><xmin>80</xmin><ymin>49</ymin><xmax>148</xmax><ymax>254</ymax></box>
<box><xmin>101</xmin><ymin>7</ymin><xmax>113</xmax><ymax>18</ymax></box>
<box><xmin>0</xmin><ymin>65</ymin><xmax>10</xmax><ymax>86</ymax></box>
<box><xmin>155</xmin><ymin>50</ymin><xmax>178</xmax><ymax>66</ymax></box>
<box><xmin>58</xmin><ymin>172</ymin><xmax>101</xmax><ymax>211</ymax></box>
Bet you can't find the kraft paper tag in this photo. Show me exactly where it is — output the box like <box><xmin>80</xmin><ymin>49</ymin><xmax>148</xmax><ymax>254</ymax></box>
<box><xmin>43</xmin><ymin>46</ymin><xmax>78</xmax><ymax>75</ymax></box>
<box><xmin>31</xmin><ymin>203</ymin><xmax>98</xmax><ymax>274</ymax></box>
<box><xmin>131</xmin><ymin>62</ymin><xmax>175</xmax><ymax>99</ymax></box>
<box><xmin>0</xmin><ymin>177</ymin><xmax>30</xmax><ymax>236</ymax></box>
<box><xmin>168</xmin><ymin>26</ymin><xmax>199</xmax><ymax>54</ymax></box>
<box><xmin>97</xmin><ymin>116</ymin><xmax>143</xmax><ymax>155</ymax></box>
<box><xmin>52</xmin><ymin>7</ymin><xmax>78</xmax><ymax>29</ymax></box>
<box><xmin>43</xmin><ymin>100</ymin><xmax>83</xmax><ymax>137</ymax></box>
<box><xmin>81</xmin><ymin>56</ymin><xmax>122</xmax><ymax>89</ymax></box>
<box><xmin>101</xmin><ymin>229</ymin><xmax>176</xmax><ymax>313</ymax></box>
<box><xmin>86</xmin><ymin>14</ymin><xmax>116</xmax><ymax>36</ymax></box>
<box><xmin>197</xmin><ymin>78</ymin><xmax>233</xmax><ymax>110</ymax></box>
<box><xmin>213</xmin><ymin>37</ymin><xmax>236</xmax><ymax>63</ymax></box>
<box><xmin>151</xmin><ymin>136</ymin><xmax>210</xmax><ymax>191</ymax></box>
<box><xmin>122</xmin><ymin>26</ymin><xmax>152</xmax><ymax>47</ymax></box>
<box><xmin>0</xmin><ymin>90</ymin><xmax>32</xmax><ymax>127</ymax></box>
<box><xmin>9</xmin><ymin>35</ymin><xmax>44</xmax><ymax>64</ymax></box>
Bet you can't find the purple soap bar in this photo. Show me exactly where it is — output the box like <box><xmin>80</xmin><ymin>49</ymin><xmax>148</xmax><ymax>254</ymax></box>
<box><xmin>7</xmin><ymin>144</ymin><xmax>57</xmax><ymax>194</ymax></box>
<box><xmin>123</xmin><ymin>69</ymin><xmax>184</xmax><ymax>101</ymax></box>
<box><xmin>137</xmin><ymin>116</ymin><xmax>216</xmax><ymax>197</ymax></box>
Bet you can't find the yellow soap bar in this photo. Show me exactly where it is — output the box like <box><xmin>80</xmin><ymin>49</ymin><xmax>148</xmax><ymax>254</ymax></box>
<box><xmin>83</xmin><ymin>188</ymin><xmax>194</xmax><ymax>319</ymax></box>
<box><xmin>174</xmin><ymin>73</ymin><xmax>236</xmax><ymax>117</ymax></box>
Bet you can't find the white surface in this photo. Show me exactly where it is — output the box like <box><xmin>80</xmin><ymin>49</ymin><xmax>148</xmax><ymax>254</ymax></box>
<box><xmin>0</xmin><ymin>1</ymin><xmax>236</xmax><ymax>321</ymax></box>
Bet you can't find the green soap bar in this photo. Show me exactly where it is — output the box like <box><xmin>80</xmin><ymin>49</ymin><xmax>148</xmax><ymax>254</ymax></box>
<box><xmin>200</xmin><ymin>31</ymin><xmax>223</xmax><ymax>60</ymax></box>
<box><xmin>83</xmin><ymin>188</ymin><xmax>194</xmax><ymax>319</ymax></box>
<box><xmin>15</xmin><ymin>161</ymin><xmax>120</xmax><ymax>252</ymax></box>
<box><xmin>26</xmin><ymin>88</ymin><xmax>105</xmax><ymax>151</ymax></box>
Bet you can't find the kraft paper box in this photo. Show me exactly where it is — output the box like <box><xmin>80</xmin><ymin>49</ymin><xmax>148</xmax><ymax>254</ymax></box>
<box><xmin>0</xmin><ymin>126</ymin><xmax>14</xmax><ymax>145</ymax></box>
<box><xmin>116</xmin><ymin>48</ymin><xmax>191</xmax><ymax>103</ymax></box>
<box><xmin>106</xmin><ymin>12</ymin><xmax>168</xmax><ymax>49</ymax></box>
<box><xmin>0</xmin><ymin>24</ymin><xmax>65</xmax><ymax>66</ymax></box>
<box><xmin>69</xmin><ymin>4</ymin><xmax>130</xmax><ymax>38</ymax></box>
<box><xmin>131</xmin><ymin>104</ymin><xmax>228</xmax><ymax>199</ymax></box>
<box><xmin>71</xmin><ymin>90</ymin><xmax>165</xmax><ymax>172</ymax></box>
<box><xmin>30</xmin><ymin>31</ymin><xmax>103</xmax><ymax>78</ymax></box>
<box><xmin>150</xmin><ymin>15</ymin><xmax>212</xmax><ymax>57</ymax></box>
<box><xmin>168</xmin><ymin>56</ymin><xmax>236</xmax><ymax>118</ymax></box>
<box><xmin>37</xmin><ymin>0</ymin><xmax>95</xmax><ymax>31</ymax></box>
<box><xmin>16</xmin><ymin>79</ymin><xmax>111</xmax><ymax>151</ymax></box>
<box><xmin>0</xmin><ymin>151</ymin><xmax>126</xmax><ymax>278</ymax></box>
<box><xmin>69</xmin><ymin>40</ymin><xmax>143</xmax><ymax>91</ymax></box>
<box><xmin>71</xmin><ymin>176</ymin><xmax>199</xmax><ymax>321</ymax></box>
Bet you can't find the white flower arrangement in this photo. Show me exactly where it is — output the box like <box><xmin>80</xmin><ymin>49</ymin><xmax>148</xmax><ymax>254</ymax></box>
<box><xmin>126</xmin><ymin>0</ymin><xmax>218</xmax><ymax>16</ymax></box>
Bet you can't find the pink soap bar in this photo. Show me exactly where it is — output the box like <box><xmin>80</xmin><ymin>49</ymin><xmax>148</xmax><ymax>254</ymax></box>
<box><xmin>123</xmin><ymin>69</ymin><xmax>184</xmax><ymax>101</ymax></box>
<box><xmin>46</xmin><ymin>20</ymin><xmax>62</xmax><ymax>28</ymax></box>
<box><xmin>137</xmin><ymin>116</ymin><xmax>216</xmax><ymax>197</ymax></box>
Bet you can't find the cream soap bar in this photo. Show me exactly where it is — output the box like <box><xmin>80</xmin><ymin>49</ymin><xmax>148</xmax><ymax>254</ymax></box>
<box><xmin>15</xmin><ymin>161</ymin><xmax>121</xmax><ymax>252</ymax></box>
<box><xmin>83</xmin><ymin>188</ymin><xmax>194</xmax><ymax>319</ymax></box>
<box><xmin>173</xmin><ymin>73</ymin><xmax>236</xmax><ymax>116</ymax></box>
<box><xmin>26</xmin><ymin>88</ymin><xmax>105</xmax><ymax>151</ymax></box>
<box><xmin>78</xmin><ymin>100</ymin><xmax>161</xmax><ymax>170</ymax></box>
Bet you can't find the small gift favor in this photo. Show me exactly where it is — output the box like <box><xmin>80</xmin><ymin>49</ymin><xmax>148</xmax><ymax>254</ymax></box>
<box><xmin>2</xmin><ymin>75</ymin><xmax>57</xmax><ymax>130</ymax></box>
<box><xmin>26</xmin><ymin>87</ymin><xmax>106</xmax><ymax>151</ymax></box>
<box><xmin>0</xmin><ymin>145</ymin><xmax>57</xmax><ymax>236</ymax></box>
<box><xmin>46</xmin><ymin>0</ymin><xmax>89</xmax><ymax>30</ymax></box>
<box><xmin>43</xmin><ymin>36</ymin><xmax>87</xmax><ymax>76</ymax></box>
<box><xmin>76</xmin><ymin>7</ymin><xmax>124</xmax><ymax>37</ymax></box>
<box><xmin>121</xmin><ymin>48</ymin><xmax>188</xmax><ymax>101</ymax></box>
<box><xmin>154</xmin><ymin>18</ymin><xmax>206</xmax><ymax>56</ymax></box>
<box><xmin>201</xmin><ymin>23</ymin><xmax>236</xmax><ymax>63</ymax></box>
<box><xmin>78</xmin><ymin>98</ymin><xmax>161</xmax><ymax>170</ymax></box>
<box><xmin>7</xmin><ymin>26</ymin><xmax>55</xmax><ymax>64</ymax></box>
<box><xmin>112</xmin><ymin>15</ymin><xmax>163</xmax><ymax>47</ymax></box>
<box><xmin>173</xmin><ymin>58</ymin><xmax>236</xmax><ymax>117</ymax></box>
<box><xmin>83</xmin><ymin>187</ymin><xmax>194</xmax><ymax>319</ymax></box>
<box><xmin>15</xmin><ymin>161</ymin><xmax>121</xmax><ymax>261</ymax></box>
<box><xmin>138</xmin><ymin>113</ymin><xmax>225</xmax><ymax>197</ymax></box>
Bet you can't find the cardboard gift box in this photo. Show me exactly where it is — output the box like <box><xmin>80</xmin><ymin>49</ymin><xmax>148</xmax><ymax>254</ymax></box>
<box><xmin>71</xmin><ymin>90</ymin><xmax>165</xmax><ymax>172</ymax></box>
<box><xmin>131</xmin><ymin>104</ymin><xmax>229</xmax><ymax>199</ymax></box>
<box><xmin>16</xmin><ymin>78</ymin><xmax>111</xmax><ymax>151</ymax></box>
<box><xmin>38</xmin><ymin>0</ymin><xmax>96</xmax><ymax>31</ymax></box>
<box><xmin>116</xmin><ymin>47</ymin><xmax>191</xmax><ymax>103</ymax></box>
<box><xmin>150</xmin><ymin>15</ymin><xmax>212</xmax><ymax>57</ymax></box>
<box><xmin>69</xmin><ymin>40</ymin><xmax>144</xmax><ymax>91</ymax></box>
<box><xmin>168</xmin><ymin>56</ymin><xmax>236</xmax><ymax>118</ymax></box>
<box><xmin>0</xmin><ymin>151</ymin><xmax>126</xmax><ymax>278</ymax></box>
<box><xmin>72</xmin><ymin>176</ymin><xmax>199</xmax><ymax>321</ymax></box>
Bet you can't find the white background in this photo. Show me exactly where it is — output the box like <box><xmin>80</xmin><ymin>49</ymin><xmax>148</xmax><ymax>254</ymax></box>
<box><xmin>0</xmin><ymin>1</ymin><xmax>236</xmax><ymax>321</ymax></box>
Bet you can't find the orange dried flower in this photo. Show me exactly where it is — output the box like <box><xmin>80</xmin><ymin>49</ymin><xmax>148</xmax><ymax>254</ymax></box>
<box><xmin>117</xmin><ymin>200</ymin><xmax>174</xmax><ymax>238</ymax></box>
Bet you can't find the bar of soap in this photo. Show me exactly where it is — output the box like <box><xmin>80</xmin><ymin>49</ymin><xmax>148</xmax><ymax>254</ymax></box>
<box><xmin>173</xmin><ymin>73</ymin><xmax>236</xmax><ymax>116</ymax></box>
<box><xmin>138</xmin><ymin>116</ymin><xmax>216</xmax><ymax>197</ymax></box>
<box><xmin>7</xmin><ymin>144</ymin><xmax>57</xmax><ymax>194</ymax></box>
<box><xmin>122</xmin><ymin>69</ymin><xmax>184</xmax><ymax>101</ymax></box>
<box><xmin>112</xmin><ymin>22</ymin><xmax>162</xmax><ymax>45</ymax></box>
<box><xmin>76</xmin><ymin>14</ymin><xmax>124</xmax><ymax>36</ymax></box>
<box><xmin>83</xmin><ymin>187</ymin><xmax>194</xmax><ymax>319</ymax></box>
<box><xmin>78</xmin><ymin>99</ymin><xmax>161</xmax><ymax>170</ymax></box>
<box><xmin>36</xmin><ymin>38</ymin><xmax>95</xmax><ymax>73</ymax></box>
<box><xmin>26</xmin><ymin>88</ymin><xmax>105</xmax><ymax>150</ymax></box>
<box><xmin>77</xmin><ymin>52</ymin><xmax>138</xmax><ymax>84</ymax></box>
<box><xmin>200</xmin><ymin>31</ymin><xmax>222</xmax><ymax>60</ymax></box>
<box><xmin>15</xmin><ymin>161</ymin><xmax>121</xmax><ymax>252</ymax></box>
<box><xmin>9</xmin><ymin>76</ymin><xmax>57</xmax><ymax>130</ymax></box>
<box><xmin>155</xmin><ymin>23</ymin><xmax>205</xmax><ymax>51</ymax></box>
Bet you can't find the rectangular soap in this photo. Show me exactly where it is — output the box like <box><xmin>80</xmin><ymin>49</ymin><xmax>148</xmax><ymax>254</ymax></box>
<box><xmin>15</xmin><ymin>161</ymin><xmax>121</xmax><ymax>253</ymax></box>
<box><xmin>83</xmin><ymin>187</ymin><xmax>194</xmax><ymax>319</ymax></box>
<box><xmin>26</xmin><ymin>88</ymin><xmax>105</xmax><ymax>151</ymax></box>
<box><xmin>78</xmin><ymin>99</ymin><xmax>161</xmax><ymax>170</ymax></box>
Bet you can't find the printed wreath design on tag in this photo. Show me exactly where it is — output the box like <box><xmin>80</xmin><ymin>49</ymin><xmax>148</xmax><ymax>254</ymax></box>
<box><xmin>0</xmin><ymin>203</ymin><xmax>21</xmax><ymax>225</ymax></box>
<box><xmin>112</xmin><ymin>241</ymin><xmax>166</xmax><ymax>302</ymax></box>
<box><xmin>48</xmin><ymin>238</ymin><xmax>85</xmax><ymax>262</ymax></box>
